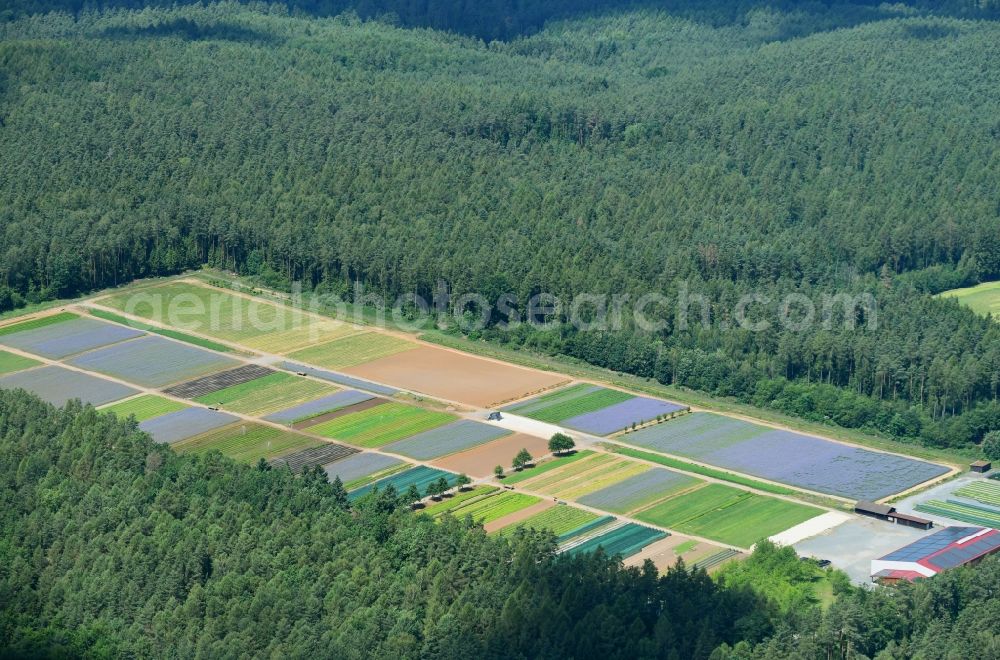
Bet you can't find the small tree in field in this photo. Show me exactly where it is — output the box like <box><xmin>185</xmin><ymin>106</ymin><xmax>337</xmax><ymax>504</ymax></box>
<box><xmin>456</xmin><ymin>473</ymin><xmax>472</xmax><ymax>491</ymax></box>
<box><xmin>548</xmin><ymin>433</ymin><xmax>575</xmax><ymax>456</ymax></box>
<box><xmin>494</xmin><ymin>465</ymin><xmax>505</xmax><ymax>480</ymax></box>
<box><xmin>406</xmin><ymin>483</ymin><xmax>422</xmax><ymax>507</ymax></box>
<box><xmin>426</xmin><ymin>480</ymin><xmax>443</xmax><ymax>500</ymax></box>
<box><xmin>434</xmin><ymin>476</ymin><xmax>451</xmax><ymax>497</ymax></box>
<box><xmin>513</xmin><ymin>448</ymin><xmax>533</xmax><ymax>471</ymax></box>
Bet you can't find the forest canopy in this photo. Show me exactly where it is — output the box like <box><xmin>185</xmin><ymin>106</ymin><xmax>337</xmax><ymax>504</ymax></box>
<box><xmin>0</xmin><ymin>1</ymin><xmax>998</xmax><ymax>452</ymax></box>
<box><xmin>2</xmin><ymin>390</ymin><xmax>1000</xmax><ymax>658</ymax></box>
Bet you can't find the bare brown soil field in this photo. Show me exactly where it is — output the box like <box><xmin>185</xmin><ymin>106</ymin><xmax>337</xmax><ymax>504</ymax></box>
<box><xmin>431</xmin><ymin>433</ymin><xmax>551</xmax><ymax>478</ymax></box>
<box><xmin>344</xmin><ymin>345</ymin><xmax>568</xmax><ymax>408</ymax></box>
<box><xmin>484</xmin><ymin>500</ymin><xmax>555</xmax><ymax>533</ymax></box>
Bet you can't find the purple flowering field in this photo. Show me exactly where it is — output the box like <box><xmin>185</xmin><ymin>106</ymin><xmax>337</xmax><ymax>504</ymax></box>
<box><xmin>264</xmin><ymin>389</ymin><xmax>374</xmax><ymax>424</ymax></box>
<box><xmin>68</xmin><ymin>336</ymin><xmax>239</xmax><ymax>388</ymax></box>
<box><xmin>382</xmin><ymin>420</ymin><xmax>512</xmax><ymax>460</ymax></box>
<box><xmin>625</xmin><ymin>412</ymin><xmax>948</xmax><ymax>500</ymax></box>
<box><xmin>0</xmin><ymin>365</ymin><xmax>138</xmax><ymax>407</ymax></box>
<box><xmin>0</xmin><ymin>317</ymin><xmax>144</xmax><ymax>359</ymax></box>
<box><xmin>139</xmin><ymin>408</ymin><xmax>239</xmax><ymax>445</ymax></box>
<box><xmin>563</xmin><ymin>396</ymin><xmax>686</xmax><ymax>435</ymax></box>
<box><xmin>323</xmin><ymin>452</ymin><xmax>403</xmax><ymax>484</ymax></box>
<box><xmin>577</xmin><ymin>467</ymin><xmax>700</xmax><ymax>513</ymax></box>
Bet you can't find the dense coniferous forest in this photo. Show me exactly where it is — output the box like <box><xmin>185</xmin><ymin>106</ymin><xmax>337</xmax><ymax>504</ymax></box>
<box><xmin>1</xmin><ymin>389</ymin><xmax>999</xmax><ymax>658</ymax></box>
<box><xmin>0</xmin><ymin>1</ymin><xmax>999</xmax><ymax>453</ymax></box>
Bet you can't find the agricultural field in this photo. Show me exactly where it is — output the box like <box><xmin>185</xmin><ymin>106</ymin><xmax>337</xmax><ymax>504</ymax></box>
<box><xmin>265</xmin><ymin>390</ymin><xmax>374</xmax><ymax>424</ymax></box>
<box><xmin>0</xmin><ymin>365</ymin><xmax>138</xmax><ymax>407</ymax></box>
<box><xmin>345</xmin><ymin>344</ymin><xmax>569</xmax><ymax>407</ymax></box>
<box><xmin>0</xmin><ymin>350</ymin><xmax>39</xmax><ymax>375</ymax></box>
<box><xmin>501</xmin><ymin>450</ymin><xmax>596</xmax><ymax>485</ymax></box>
<box><xmin>915</xmin><ymin>500</ymin><xmax>1000</xmax><ymax>528</ymax></box>
<box><xmin>138</xmin><ymin>408</ymin><xmax>239</xmax><ymax>445</ymax></box>
<box><xmin>268</xmin><ymin>443</ymin><xmax>358</xmax><ymax>473</ymax></box>
<box><xmin>624</xmin><ymin>536</ymin><xmax>727</xmax><ymax>574</ymax></box>
<box><xmin>307</xmin><ymin>401</ymin><xmax>455</xmax><ymax>448</ymax></box>
<box><xmin>624</xmin><ymin>412</ymin><xmax>949</xmax><ymax>500</ymax></box>
<box><xmin>564</xmin><ymin>523</ymin><xmax>667</xmax><ymax>559</ymax></box>
<box><xmin>100</xmin><ymin>281</ymin><xmax>361</xmax><ymax>350</ymax></box>
<box><xmin>348</xmin><ymin>465</ymin><xmax>457</xmax><ymax>500</ymax></box>
<box><xmin>163</xmin><ymin>365</ymin><xmax>275</xmax><ymax>399</ymax></box>
<box><xmin>444</xmin><ymin>491</ymin><xmax>542</xmax><ymax>525</ymax></box>
<box><xmin>88</xmin><ymin>309</ymin><xmax>237</xmax><ymax>353</ymax></box>
<box><xmin>0</xmin><ymin>316</ymin><xmax>144</xmax><ymax>359</ymax></box>
<box><xmin>172</xmin><ymin>422</ymin><xmax>324</xmax><ymax>463</ymax></box>
<box><xmin>496</xmin><ymin>504</ymin><xmax>600</xmax><ymax>537</ymax></box>
<box><xmin>503</xmin><ymin>383</ymin><xmax>682</xmax><ymax>434</ymax></box>
<box><xmin>381</xmin><ymin>420</ymin><xmax>511</xmax><ymax>460</ymax></box>
<box><xmin>954</xmin><ymin>481</ymin><xmax>1000</xmax><ymax>506</ymax></box>
<box><xmin>611</xmin><ymin>447</ymin><xmax>796</xmax><ymax>496</ymax></box>
<box><xmin>100</xmin><ymin>394</ymin><xmax>188</xmax><ymax>422</ymax></box>
<box><xmin>67</xmin><ymin>335</ymin><xmax>239</xmax><ymax>388</ymax></box>
<box><xmin>0</xmin><ymin>312</ymin><xmax>78</xmax><ymax>337</ymax></box>
<box><xmin>322</xmin><ymin>452</ymin><xmax>405</xmax><ymax>486</ymax></box>
<box><xmin>577</xmin><ymin>468</ymin><xmax>701</xmax><ymax>514</ymax></box>
<box><xmin>557</xmin><ymin>516</ymin><xmax>617</xmax><ymax>544</ymax></box>
<box><xmin>938</xmin><ymin>281</ymin><xmax>1000</xmax><ymax>320</ymax></box>
<box><xmin>289</xmin><ymin>332</ymin><xmax>416</xmax><ymax>370</ymax></box>
<box><xmin>192</xmin><ymin>372</ymin><xmax>337</xmax><ymax>417</ymax></box>
<box><xmin>509</xmin><ymin>452</ymin><xmax>651</xmax><ymax>500</ymax></box>
<box><xmin>635</xmin><ymin>483</ymin><xmax>822</xmax><ymax>548</ymax></box>
<box><xmin>432</xmin><ymin>432</ymin><xmax>551</xmax><ymax>478</ymax></box>
<box><xmin>421</xmin><ymin>486</ymin><xmax>500</xmax><ymax>517</ymax></box>
<box><xmin>279</xmin><ymin>362</ymin><xmax>399</xmax><ymax>396</ymax></box>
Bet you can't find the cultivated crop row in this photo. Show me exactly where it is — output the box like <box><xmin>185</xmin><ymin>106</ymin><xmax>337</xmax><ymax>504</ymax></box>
<box><xmin>308</xmin><ymin>402</ymin><xmax>455</xmax><ymax>448</ymax></box>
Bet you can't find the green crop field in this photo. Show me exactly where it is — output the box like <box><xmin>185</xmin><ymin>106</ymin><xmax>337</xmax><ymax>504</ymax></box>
<box><xmin>955</xmin><ymin>481</ymin><xmax>1000</xmax><ymax>507</ymax></box>
<box><xmin>504</xmin><ymin>383</ymin><xmax>594</xmax><ymax>414</ymax></box>
<box><xmin>612</xmin><ymin>447</ymin><xmax>796</xmax><ymax>496</ymax></box>
<box><xmin>421</xmin><ymin>486</ymin><xmax>499</xmax><ymax>517</ymax></box>
<box><xmin>502</xmin><ymin>450</ymin><xmax>595</xmax><ymax>484</ymax></box>
<box><xmin>635</xmin><ymin>483</ymin><xmax>821</xmax><ymax>547</ymax></box>
<box><xmin>100</xmin><ymin>395</ymin><xmax>188</xmax><ymax>422</ymax></box>
<box><xmin>101</xmin><ymin>282</ymin><xmax>355</xmax><ymax>351</ymax></box>
<box><xmin>307</xmin><ymin>402</ymin><xmax>454</xmax><ymax>448</ymax></box>
<box><xmin>288</xmin><ymin>332</ymin><xmax>416</xmax><ymax>369</ymax></box>
<box><xmin>173</xmin><ymin>423</ymin><xmax>324</xmax><ymax>463</ymax></box>
<box><xmin>496</xmin><ymin>505</ymin><xmax>599</xmax><ymax>537</ymax></box>
<box><xmin>0</xmin><ymin>312</ymin><xmax>76</xmax><ymax>337</ymax></box>
<box><xmin>88</xmin><ymin>308</ymin><xmax>236</xmax><ymax>353</ymax></box>
<box><xmin>521</xmin><ymin>388</ymin><xmax>632</xmax><ymax>424</ymax></box>
<box><xmin>448</xmin><ymin>492</ymin><xmax>541</xmax><ymax>525</ymax></box>
<box><xmin>542</xmin><ymin>458</ymin><xmax>651</xmax><ymax>500</ymax></box>
<box><xmin>193</xmin><ymin>372</ymin><xmax>336</xmax><ymax>416</ymax></box>
<box><xmin>513</xmin><ymin>452</ymin><xmax>618</xmax><ymax>492</ymax></box>
<box><xmin>0</xmin><ymin>350</ymin><xmax>40</xmax><ymax>375</ymax></box>
<box><xmin>916</xmin><ymin>499</ymin><xmax>1000</xmax><ymax>528</ymax></box>
<box><xmin>938</xmin><ymin>281</ymin><xmax>1000</xmax><ymax>320</ymax></box>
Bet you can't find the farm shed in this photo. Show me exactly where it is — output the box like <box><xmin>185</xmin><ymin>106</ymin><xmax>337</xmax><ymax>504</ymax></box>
<box><xmin>855</xmin><ymin>501</ymin><xmax>933</xmax><ymax>530</ymax></box>
<box><xmin>872</xmin><ymin>526</ymin><xmax>1000</xmax><ymax>583</ymax></box>
<box><xmin>970</xmin><ymin>460</ymin><xmax>992</xmax><ymax>474</ymax></box>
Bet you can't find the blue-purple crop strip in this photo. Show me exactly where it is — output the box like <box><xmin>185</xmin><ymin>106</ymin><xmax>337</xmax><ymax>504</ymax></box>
<box><xmin>68</xmin><ymin>335</ymin><xmax>239</xmax><ymax>388</ymax></box>
<box><xmin>139</xmin><ymin>408</ymin><xmax>239</xmax><ymax>445</ymax></box>
<box><xmin>0</xmin><ymin>365</ymin><xmax>138</xmax><ymax>407</ymax></box>
<box><xmin>625</xmin><ymin>412</ymin><xmax>949</xmax><ymax>500</ymax></box>
<box><xmin>280</xmin><ymin>362</ymin><xmax>399</xmax><ymax>396</ymax></box>
<box><xmin>381</xmin><ymin>419</ymin><xmax>512</xmax><ymax>460</ymax></box>
<box><xmin>264</xmin><ymin>389</ymin><xmax>374</xmax><ymax>424</ymax></box>
<box><xmin>0</xmin><ymin>317</ymin><xmax>145</xmax><ymax>359</ymax></box>
<box><xmin>323</xmin><ymin>452</ymin><xmax>403</xmax><ymax>484</ymax></box>
<box><xmin>577</xmin><ymin>467</ymin><xmax>699</xmax><ymax>514</ymax></box>
<box><xmin>562</xmin><ymin>396</ymin><xmax>685</xmax><ymax>435</ymax></box>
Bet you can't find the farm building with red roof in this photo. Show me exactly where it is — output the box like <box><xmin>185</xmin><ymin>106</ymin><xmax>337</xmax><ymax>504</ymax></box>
<box><xmin>871</xmin><ymin>526</ymin><xmax>1000</xmax><ymax>583</ymax></box>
